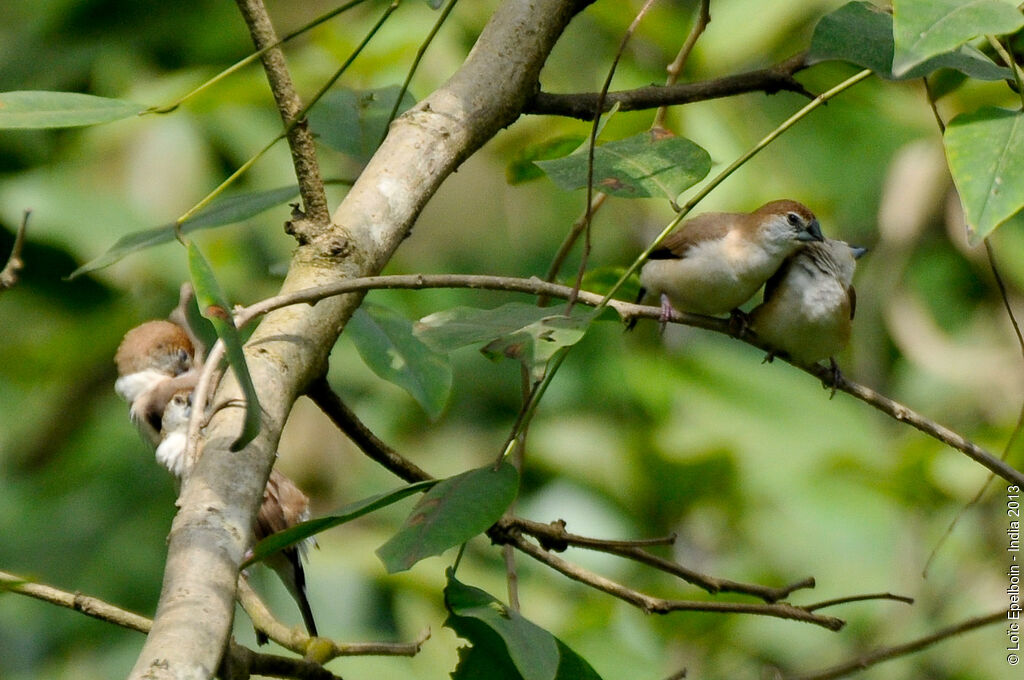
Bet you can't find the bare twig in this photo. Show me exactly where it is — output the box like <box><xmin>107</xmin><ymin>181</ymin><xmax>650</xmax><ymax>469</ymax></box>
<box><xmin>231</xmin><ymin>272</ymin><xmax>1024</xmax><ymax>487</ymax></box>
<box><xmin>501</xmin><ymin>517</ymin><xmax>814</xmax><ymax>603</ymax></box>
<box><xmin>234</xmin><ymin>0</ymin><xmax>330</xmax><ymax>230</ymax></box>
<box><xmin>496</xmin><ymin>531</ymin><xmax>846</xmax><ymax>630</ymax></box>
<box><xmin>0</xmin><ymin>210</ymin><xmax>30</xmax><ymax>292</ymax></box>
<box><xmin>652</xmin><ymin>0</ymin><xmax>710</xmax><ymax>129</ymax></box>
<box><xmin>788</xmin><ymin>610</ymin><xmax>1007</xmax><ymax>680</ymax></box>
<box><xmin>525</xmin><ymin>52</ymin><xmax>812</xmax><ymax>119</ymax></box>
<box><xmin>805</xmin><ymin>592</ymin><xmax>914</xmax><ymax>612</ymax></box>
<box><xmin>306</xmin><ymin>376</ymin><xmax>433</xmax><ymax>483</ymax></box>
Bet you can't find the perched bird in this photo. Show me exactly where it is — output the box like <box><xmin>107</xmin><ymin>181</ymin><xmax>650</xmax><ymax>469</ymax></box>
<box><xmin>749</xmin><ymin>238</ymin><xmax>866</xmax><ymax>387</ymax></box>
<box><xmin>158</xmin><ymin>389</ymin><xmax>319</xmax><ymax>638</ymax></box>
<box><xmin>634</xmin><ymin>200</ymin><xmax>825</xmax><ymax>326</ymax></box>
<box><xmin>115</xmin><ymin>319</ymin><xmax>319</xmax><ymax>639</ymax></box>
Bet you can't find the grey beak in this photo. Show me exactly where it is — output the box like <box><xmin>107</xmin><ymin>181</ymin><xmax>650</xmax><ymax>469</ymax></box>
<box><xmin>797</xmin><ymin>219</ymin><xmax>825</xmax><ymax>242</ymax></box>
<box><xmin>850</xmin><ymin>245</ymin><xmax>868</xmax><ymax>259</ymax></box>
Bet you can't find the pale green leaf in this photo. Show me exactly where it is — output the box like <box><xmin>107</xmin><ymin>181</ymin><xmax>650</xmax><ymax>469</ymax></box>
<box><xmin>0</xmin><ymin>91</ymin><xmax>146</xmax><ymax>128</ymax></box>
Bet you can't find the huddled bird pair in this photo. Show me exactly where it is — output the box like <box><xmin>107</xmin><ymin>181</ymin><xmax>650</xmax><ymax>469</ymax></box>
<box><xmin>636</xmin><ymin>199</ymin><xmax>865</xmax><ymax>378</ymax></box>
<box><xmin>114</xmin><ymin>319</ymin><xmax>318</xmax><ymax>640</ymax></box>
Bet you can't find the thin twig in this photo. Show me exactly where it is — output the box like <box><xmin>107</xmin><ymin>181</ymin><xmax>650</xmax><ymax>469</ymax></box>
<box><xmin>0</xmin><ymin>209</ymin><xmax>30</xmax><ymax>292</ymax></box>
<box><xmin>804</xmin><ymin>592</ymin><xmax>914</xmax><ymax>612</ymax></box>
<box><xmin>652</xmin><ymin>0</ymin><xmax>710</xmax><ymax>129</ymax></box>
<box><xmin>788</xmin><ymin>610</ymin><xmax>1007</xmax><ymax>680</ymax></box>
<box><xmin>306</xmin><ymin>375</ymin><xmax>433</xmax><ymax>483</ymax></box>
<box><xmin>525</xmin><ymin>52</ymin><xmax>812</xmax><ymax>119</ymax></box>
<box><xmin>230</xmin><ymin>272</ymin><xmax>1023</xmax><ymax>486</ymax></box>
<box><xmin>0</xmin><ymin>570</ymin><xmax>151</xmax><ymax>633</ymax></box>
<box><xmin>500</xmin><ymin>517</ymin><xmax>814</xmax><ymax>602</ymax></box>
<box><xmin>234</xmin><ymin>0</ymin><xmax>330</xmax><ymax>228</ymax></box>
<box><xmin>496</xmin><ymin>531</ymin><xmax>845</xmax><ymax>630</ymax></box>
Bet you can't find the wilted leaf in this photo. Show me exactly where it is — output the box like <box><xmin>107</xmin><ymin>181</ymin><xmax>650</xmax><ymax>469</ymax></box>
<box><xmin>892</xmin><ymin>0</ymin><xmax>1024</xmax><ymax>77</ymax></box>
<box><xmin>348</xmin><ymin>303</ymin><xmax>452</xmax><ymax>420</ymax></box>
<box><xmin>445</xmin><ymin>572</ymin><xmax>603</xmax><ymax>680</ymax></box>
<box><xmin>187</xmin><ymin>242</ymin><xmax>261</xmax><ymax>451</ymax></box>
<box><xmin>944</xmin><ymin>106</ymin><xmax>1024</xmax><ymax>243</ymax></box>
<box><xmin>68</xmin><ymin>185</ymin><xmax>300</xmax><ymax>279</ymax></box>
<box><xmin>535</xmin><ymin>129</ymin><xmax>710</xmax><ymax>200</ymax></box>
<box><xmin>0</xmin><ymin>91</ymin><xmax>146</xmax><ymax>128</ymax></box>
<box><xmin>808</xmin><ymin>1</ymin><xmax>1010</xmax><ymax>81</ymax></box>
<box><xmin>244</xmin><ymin>479</ymin><xmax>436</xmax><ymax>569</ymax></box>
<box><xmin>308</xmin><ymin>86</ymin><xmax>417</xmax><ymax>162</ymax></box>
<box><xmin>376</xmin><ymin>462</ymin><xmax>518</xmax><ymax>573</ymax></box>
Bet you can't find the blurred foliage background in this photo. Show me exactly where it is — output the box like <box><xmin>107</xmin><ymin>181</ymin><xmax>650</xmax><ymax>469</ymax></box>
<box><xmin>1</xmin><ymin>0</ymin><xmax>1022</xmax><ymax>678</ymax></box>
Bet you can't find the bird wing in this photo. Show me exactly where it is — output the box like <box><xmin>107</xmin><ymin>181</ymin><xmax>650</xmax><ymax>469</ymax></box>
<box><xmin>848</xmin><ymin>285</ymin><xmax>857</xmax><ymax>320</ymax></box>
<box><xmin>649</xmin><ymin>213</ymin><xmax>732</xmax><ymax>260</ymax></box>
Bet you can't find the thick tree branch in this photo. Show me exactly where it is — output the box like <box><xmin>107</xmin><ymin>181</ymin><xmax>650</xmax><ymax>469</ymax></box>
<box><xmin>525</xmin><ymin>52</ymin><xmax>812</xmax><ymax>119</ymax></box>
<box><xmin>130</xmin><ymin>3</ymin><xmax>594</xmax><ymax>678</ymax></box>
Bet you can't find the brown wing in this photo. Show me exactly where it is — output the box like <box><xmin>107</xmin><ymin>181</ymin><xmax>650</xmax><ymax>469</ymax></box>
<box><xmin>255</xmin><ymin>469</ymin><xmax>310</xmax><ymax>540</ymax></box>
<box><xmin>649</xmin><ymin>212</ymin><xmax>734</xmax><ymax>260</ymax></box>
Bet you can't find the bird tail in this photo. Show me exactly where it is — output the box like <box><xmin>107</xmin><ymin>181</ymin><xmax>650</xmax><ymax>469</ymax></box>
<box><xmin>268</xmin><ymin>548</ymin><xmax>319</xmax><ymax>638</ymax></box>
<box><xmin>625</xmin><ymin>286</ymin><xmax>647</xmax><ymax>331</ymax></box>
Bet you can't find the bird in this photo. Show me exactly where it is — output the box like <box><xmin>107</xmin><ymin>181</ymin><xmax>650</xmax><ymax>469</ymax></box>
<box><xmin>632</xmin><ymin>200</ymin><xmax>825</xmax><ymax>328</ymax></box>
<box><xmin>748</xmin><ymin>238</ymin><xmax>866</xmax><ymax>390</ymax></box>
<box><xmin>115</xmin><ymin>319</ymin><xmax>319</xmax><ymax>639</ymax></box>
<box><xmin>157</xmin><ymin>388</ymin><xmax>319</xmax><ymax>639</ymax></box>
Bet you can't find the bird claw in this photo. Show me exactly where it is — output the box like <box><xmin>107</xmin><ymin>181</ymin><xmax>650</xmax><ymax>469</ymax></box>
<box><xmin>823</xmin><ymin>358</ymin><xmax>843</xmax><ymax>398</ymax></box>
<box><xmin>728</xmin><ymin>309</ymin><xmax>750</xmax><ymax>338</ymax></box>
<box><xmin>658</xmin><ymin>293</ymin><xmax>674</xmax><ymax>334</ymax></box>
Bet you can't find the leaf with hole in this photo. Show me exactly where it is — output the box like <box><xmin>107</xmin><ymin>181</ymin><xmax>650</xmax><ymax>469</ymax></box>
<box><xmin>944</xmin><ymin>106</ymin><xmax>1024</xmax><ymax>243</ymax></box>
<box><xmin>445</xmin><ymin>572</ymin><xmax>603</xmax><ymax>680</ymax></box>
<box><xmin>0</xmin><ymin>91</ymin><xmax>146</xmax><ymax>128</ymax></box>
<box><xmin>348</xmin><ymin>302</ymin><xmax>452</xmax><ymax>420</ymax></box>
<box><xmin>376</xmin><ymin>462</ymin><xmax>518</xmax><ymax>573</ymax></box>
<box><xmin>243</xmin><ymin>479</ymin><xmax>436</xmax><ymax>569</ymax></box>
<box><xmin>68</xmin><ymin>185</ymin><xmax>300</xmax><ymax>279</ymax></box>
<box><xmin>187</xmin><ymin>242</ymin><xmax>261</xmax><ymax>451</ymax></box>
<box><xmin>892</xmin><ymin>0</ymin><xmax>1024</xmax><ymax>77</ymax></box>
<box><xmin>535</xmin><ymin>129</ymin><xmax>710</xmax><ymax>200</ymax></box>
<box><xmin>808</xmin><ymin>1</ymin><xmax>1011</xmax><ymax>81</ymax></box>
<box><xmin>308</xmin><ymin>86</ymin><xmax>417</xmax><ymax>163</ymax></box>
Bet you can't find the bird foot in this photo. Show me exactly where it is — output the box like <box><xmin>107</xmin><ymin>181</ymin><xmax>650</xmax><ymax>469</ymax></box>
<box><xmin>728</xmin><ymin>309</ymin><xmax>750</xmax><ymax>338</ymax></box>
<box><xmin>823</xmin><ymin>357</ymin><xmax>843</xmax><ymax>398</ymax></box>
<box><xmin>658</xmin><ymin>293</ymin><xmax>674</xmax><ymax>334</ymax></box>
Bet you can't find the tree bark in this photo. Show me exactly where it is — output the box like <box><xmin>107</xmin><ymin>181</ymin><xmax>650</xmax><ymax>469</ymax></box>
<box><xmin>128</xmin><ymin>1</ymin><xmax>591</xmax><ymax>678</ymax></box>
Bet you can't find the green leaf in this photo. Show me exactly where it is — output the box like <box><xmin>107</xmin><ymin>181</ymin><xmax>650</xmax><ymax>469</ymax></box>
<box><xmin>415</xmin><ymin>303</ymin><xmax>594</xmax><ymax>381</ymax></box>
<box><xmin>0</xmin><ymin>91</ymin><xmax>146</xmax><ymax>128</ymax></box>
<box><xmin>186</xmin><ymin>242</ymin><xmax>262</xmax><ymax>451</ymax></box>
<box><xmin>506</xmin><ymin>135</ymin><xmax>586</xmax><ymax>185</ymax></box>
<box><xmin>68</xmin><ymin>185</ymin><xmax>300</xmax><ymax>279</ymax></box>
<box><xmin>243</xmin><ymin>479</ymin><xmax>436</xmax><ymax>569</ymax></box>
<box><xmin>535</xmin><ymin>129</ymin><xmax>710</xmax><ymax>200</ymax></box>
<box><xmin>445</xmin><ymin>572</ymin><xmax>603</xmax><ymax>680</ymax></box>
<box><xmin>347</xmin><ymin>303</ymin><xmax>452</xmax><ymax>420</ymax></box>
<box><xmin>808</xmin><ymin>1</ymin><xmax>1011</xmax><ymax>81</ymax></box>
<box><xmin>376</xmin><ymin>462</ymin><xmax>518</xmax><ymax>573</ymax></box>
<box><xmin>892</xmin><ymin>0</ymin><xmax>1024</xmax><ymax>77</ymax></box>
<box><xmin>308</xmin><ymin>86</ymin><xmax>417</xmax><ymax>162</ymax></box>
<box><xmin>944</xmin><ymin>106</ymin><xmax>1024</xmax><ymax>243</ymax></box>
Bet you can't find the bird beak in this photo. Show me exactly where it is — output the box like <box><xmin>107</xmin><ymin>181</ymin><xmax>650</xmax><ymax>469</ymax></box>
<box><xmin>850</xmin><ymin>245</ymin><xmax>868</xmax><ymax>259</ymax></box>
<box><xmin>797</xmin><ymin>219</ymin><xmax>825</xmax><ymax>242</ymax></box>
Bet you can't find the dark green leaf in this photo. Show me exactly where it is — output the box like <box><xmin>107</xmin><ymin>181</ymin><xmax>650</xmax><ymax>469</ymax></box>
<box><xmin>376</xmin><ymin>463</ymin><xmax>518</xmax><ymax>573</ymax></box>
<box><xmin>347</xmin><ymin>303</ymin><xmax>452</xmax><ymax>420</ymax></box>
<box><xmin>0</xmin><ymin>91</ymin><xmax>146</xmax><ymax>128</ymax></box>
<box><xmin>308</xmin><ymin>86</ymin><xmax>417</xmax><ymax>162</ymax></box>
<box><xmin>535</xmin><ymin>129</ymin><xmax>710</xmax><ymax>200</ymax></box>
<box><xmin>186</xmin><ymin>242</ymin><xmax>261</xmax><ymax>451</ymax></box>
<box><xmin>892</xmin><ymin>0</ymin><xmax>1024</xmax><ymax>77</ymax></box>
<box><xmin>808</xmin><ymin>1</ymin><xmax>1011</xmax><ymax>81</ymax></box>
<box><xmin>68</xmin><ymin>185</ymin><xmax>299</xmax><ymax>279</ymax></box>
<box><xmin>445</xmin><ymin>572</ymin><xmax>603</xmax><ymax>680</ymax></box>
<box><xmin>506</xmin><ymin>135</ymin><xmax>586</xmax><ymax>185</ymax></box>
<box><xmin>944</xmin><ymin>106</ymin><xmax>1024</xmax><ymax>243</ymax></box>
<box><xmin>243</xmin><ymin>479</ymin><xmax>437</xmax><ymax>569</ymax></box>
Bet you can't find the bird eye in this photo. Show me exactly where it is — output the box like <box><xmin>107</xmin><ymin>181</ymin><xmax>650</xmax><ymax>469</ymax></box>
<box><xmin>177</xmin><ymin>349</ymin><xmax>190</xmax><ymax>366</ymax></box>
<box><xmin>786</xmin><ymin>212</ymin><xmax>802</xmax><ymax>227</ymax></box>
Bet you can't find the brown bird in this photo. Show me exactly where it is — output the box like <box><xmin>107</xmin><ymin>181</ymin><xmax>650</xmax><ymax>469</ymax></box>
<box><xmin>634</xmin><ymin>200</ymin><xmax>825</xmax><ymax>326</ymax></box>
